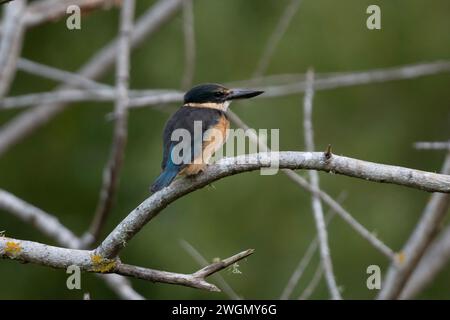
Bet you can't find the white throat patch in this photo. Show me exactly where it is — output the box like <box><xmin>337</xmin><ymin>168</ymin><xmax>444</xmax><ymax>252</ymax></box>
<box><xmin>223</xmin><ymin>100</ymin><xmax>231</xmax><ymax>110</ymax></box>
<box><xmin>184</xmin><ymin>101</ymin><xmax>232</xmax><ymax>111</ymax></box>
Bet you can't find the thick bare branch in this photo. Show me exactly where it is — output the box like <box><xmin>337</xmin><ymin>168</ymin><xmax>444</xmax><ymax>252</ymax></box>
<box><xmin>83</xmin><ymin>0</ymin><xmax>135</xmax><ymax>248</ymax></box>
<box><xmin>0</xmin><ymin>236</ymin><xmax>253</xmax><ymax>292</ymax></box>
<box><xmin>378</xmin><ymin>151</ymin><xmax>450</xmax><ymax>300</ymax></box>
<box><xmin>95</xmin><ymin>151</ymin><xmax>450</xmax><ymax>259</ymax></box>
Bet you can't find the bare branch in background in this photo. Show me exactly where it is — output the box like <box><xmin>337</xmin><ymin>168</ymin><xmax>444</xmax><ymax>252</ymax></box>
<box><xmin>302</xmin><ymin>69</ymin><xmax>341</xmax><ymax>299</ymax></box>
<box><xmin>0</xmin><ymin>0</ymin><xmax>448</xmax><ymax>300</ymax></box>
<box><xmin>298</xmin><ymin>262</ymin><xmax>324</xmax><ymax>300</ymax></box>
<box><xmin>0</xmin><ymin>236</ymin><xmax>253</xmax><ymax>292</ymax></box>
<box><xmin>281</xmin><ymin>169</ymin><xmax>396</xmax><ymax>259</ymax></box>
<box><xmin>400</xmin><ymin>222</ymin><xmax>450</xmax><ymax>299</ymax></box>
<box><xmin>24</xmin><ymin>0</ymin><xmax>121</xmax><ymax>27</ymax></box>
<box><xmin>82</xmin><ymin>0</ymin><xmax>135</xmax><ymax>248</ymax></box>
<box><xmin>0</xmin><ymin>88</ymin><xmax>182</xmax><ymax>110</ymax></box>
<box><xmin>414</xmin><ymin>141</ymin><xmax>450</xmax><ymax>151</ymax></box>
<box><xmin>180</xmin><ymin>0</ymin><xmax>195</xmax><ymax>90</ymax></box>
<box><xmin>0</xmin><ymin>189</ymin><xmax>80</xmax><ymax>249</ymax></box>
<box><xmin>95</xmin><ymin>151</ymin><xmax>450</xmax><ymax>259</ymax></box>
<box><xmin>226</xmin><ymin>112</ymin><xmax>394</xmax><ymax>259</ymax></box>
<box><xmin>2</xmin><ymin>60</ymin><xmax>450</xmax><ymax>111</ymax></box>
<box><xmin>378</xmin><ymin>151</ymin><xmax>450</xmax><ymax>300</ymax></box>
<box><xmin>181</xmin><ymin>240</ymin><xmax>242</xmax><ymax>300</ymax></box>
<box><xmin>280</xmin><ymin>193</ymin><xmax>345</xmax><ymax>300</ymax></box>
<box><xmin>0</xmin><ymin>0</ymin><xmax>26</xmax><ymax>98</ymax></box>
<box><xmin>0</xmin><ymin>189</ymin><xmax>144</xmax><ymax>300</ymax></box>
<box><xmin>0</xmin><ymin>0</ymin><xmax>185</xmax><ymax>157</ymax></box>
<box><xmin>260</xmin><ymin>60</ymin><xmax>450</xmax><ymax>99</ymax></box>
<box><xmin>17</xmin><ymin>58</ymin><xmax>110</xmax><ymax>90</ymax></box>
<box><xmin>100</xmin><ymin>274</ymin><xmax>144</xmax><ymax>300</ymax></box>
<box><xmin>252</xmin><ymin>0</ymin><xmax>302</xmax><ymax>78</ymax></box>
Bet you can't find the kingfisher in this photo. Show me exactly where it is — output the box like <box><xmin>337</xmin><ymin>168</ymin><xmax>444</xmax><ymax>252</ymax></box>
<box><xmin>151</xmin><ymin>83</ymin><xmax>263</xmax><ymax>193</ymax></box>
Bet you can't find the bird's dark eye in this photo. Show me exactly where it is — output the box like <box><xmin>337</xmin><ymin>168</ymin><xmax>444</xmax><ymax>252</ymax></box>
<box><xmin>214</xmin><ymin>91</ymin><xmax>225</xmax><ymax>97</ymax></box>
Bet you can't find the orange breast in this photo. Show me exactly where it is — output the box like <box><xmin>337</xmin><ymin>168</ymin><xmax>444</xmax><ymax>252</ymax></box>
<box><xmin>181</xmin><ymin>115</ymin><xmax>230</xmax><ymax>176</ymax></box>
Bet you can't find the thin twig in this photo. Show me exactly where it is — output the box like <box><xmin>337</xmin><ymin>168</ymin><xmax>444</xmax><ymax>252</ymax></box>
<box><xmin>280</xmin><ymin>193</ymin><xmax>345</xmax><ymax>299</ymax></box>
<box><xmin>94</xmin><ymin>151</ymin><xmax>450</xmax><ymax>259</ymax></box>
<box><xmin>298</xmin><ymin>262</ymin><xmax>324</xmax><ymax>300</ymax></box>
<box><xmin>302</xmin><ymin>69</ymin><xmax>341</xmax><ymax>299</ymax></box>
<box><xmin>180</xmin><ymin>0</ymin><xmax>195</xmax><ymax>90</ymax></box>
<box><xmin>82</xmin><ymin>0</ymin><xmax>135</xmax><ymax>248</ymax></box>
<box><xmin>252</xmin><ymin>0</ymin><xmax>302</xmax><ymax>78</ymax></box>
<box><xmin>17</xmin><ymin>58</ymin><xmax>110</xmax><ymax>90</ymax></box>
<box><xmin>180</xmin><ymin>240</ymin><xmax>242</xmax><ymax>300</ymax></box>
<box><xmin>378</xmin><ymin>151</ymin><xmax>450</xmax><ymax>300</ymax></box>
<box><xmin>414</xmin><ymin>141</ymin><xmax>450</xmax><ymax>151</ymax></box>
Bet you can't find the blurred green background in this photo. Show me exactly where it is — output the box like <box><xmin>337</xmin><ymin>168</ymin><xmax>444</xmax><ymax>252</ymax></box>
<box><xmin>1</xmin><ymin>0</ymin><xmax>450</xmax><ymax>299</ymax></box>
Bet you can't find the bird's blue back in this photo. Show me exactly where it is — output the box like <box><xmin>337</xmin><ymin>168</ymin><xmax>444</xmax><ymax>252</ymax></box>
<box><xmin>151</xmin><ymin>106</ymin><xmax>225</xmax><ymax>192</ymax></box>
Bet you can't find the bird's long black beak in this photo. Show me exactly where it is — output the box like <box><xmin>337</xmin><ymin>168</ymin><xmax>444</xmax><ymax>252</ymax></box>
<box><xmin>227</xmin><ymin>89</ymin><xmax>264</xmax><ymax>100</ymax></box>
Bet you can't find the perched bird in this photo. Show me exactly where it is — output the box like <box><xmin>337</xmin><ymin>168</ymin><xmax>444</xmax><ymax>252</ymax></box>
<box><xmin>151</xmin><ymin>83</ymin><xmax>263</xmax><ymax>193</ymax></box>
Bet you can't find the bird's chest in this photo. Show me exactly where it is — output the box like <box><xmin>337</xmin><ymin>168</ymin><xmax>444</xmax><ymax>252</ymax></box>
<box><xmin>202</xmin><ymin>114</ymin><xmax>230</xmax><ymax>158</ymax></box>
<box><xmin>181</xmin><ymin>114</ymin><xmax>229</xmax><ymax>176</ymax></box>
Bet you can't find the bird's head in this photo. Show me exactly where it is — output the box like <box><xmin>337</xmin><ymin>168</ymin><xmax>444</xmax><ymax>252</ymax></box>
<box><xmin>183</xmin><ymin>83</ymin><xmax>263</xmax><ymax>111</ymax></box>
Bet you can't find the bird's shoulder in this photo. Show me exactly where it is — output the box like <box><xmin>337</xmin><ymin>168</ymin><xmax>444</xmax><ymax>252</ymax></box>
<box><xmin>164</xmin><ymin>106</ymin><xmax>226</xmax><ymax>134</ymax></box>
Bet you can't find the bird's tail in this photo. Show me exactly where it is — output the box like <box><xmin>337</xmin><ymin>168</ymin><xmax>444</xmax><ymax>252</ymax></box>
<box><xmin>150</xmin><ymin>168</ymin><xmax>179</xmax><ymax>193</ymax></box>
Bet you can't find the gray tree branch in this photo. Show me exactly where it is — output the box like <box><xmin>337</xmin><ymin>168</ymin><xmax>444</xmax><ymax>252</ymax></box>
<box><xmin>378</xmin><ymin>151</ymin><xmax>450</xmax><ymax>299</ymax></box>
<box><xmin>0</xmin><ymin>0</ymin><xmax>26</xmax><ymax>98</ymax></box>
<box><xmin>0</xmin><ymin>236</ymin><xmax>253</xmax><ymax>292</ymax></box>
<box><xmin>302</xmin><ymin>69</ymin><xmax>341</xmax><ymax>299</ymax></box>
<box><xmin>95</xmin><ymin>151</ymin><xmax>450</xmax><ymax>259</ymax></box>
<box><xmin>400</xmin><ymin>223</ymin><xmax>450</xmax><ymax>299</ymax></box>
<box><xmin>0</xmin><ymin>188</ymin><xmax>144</xmax><ymax>300</ymax></box>
<box><xmin>0</xmin><ymin>0</ymin><xmax>185</xmax><ymax>157</ymax></box>
<box><xmin>82</xmin><ymin>0</ymin><xmax>135</xmax><ymax>248</ymax></box>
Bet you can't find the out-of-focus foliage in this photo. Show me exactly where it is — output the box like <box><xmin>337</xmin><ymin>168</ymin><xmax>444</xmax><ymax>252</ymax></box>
<box><xmin>0</xmin><ymin>0</ymin><xmax>449</xmax><ymax>299</ymax></box>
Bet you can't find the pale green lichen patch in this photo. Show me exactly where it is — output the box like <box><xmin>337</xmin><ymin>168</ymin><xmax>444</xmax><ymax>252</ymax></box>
<box><xmin>90</xmin><ymin>254</ymin><xmax>116</xmax><ymax>273</ymax></box>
